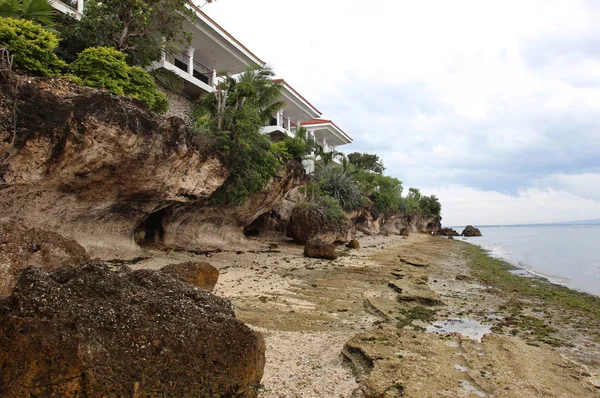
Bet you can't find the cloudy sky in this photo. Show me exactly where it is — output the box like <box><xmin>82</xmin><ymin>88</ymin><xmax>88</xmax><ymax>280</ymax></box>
<box><xmin>202</xmin><ymin>0</ymin><xmax>600</xmax><ymax>226</ymax></box>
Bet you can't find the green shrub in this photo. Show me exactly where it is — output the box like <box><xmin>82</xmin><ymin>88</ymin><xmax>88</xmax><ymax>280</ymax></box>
<box><xmin>71</xmin><ymin>46</ymin><xmax>129</xmax><ymax>95</ymax></box>
<box><xmin>71</xmin><ymin>47</ymin><xmax>168</xmax><ymax>113</ymax></box>
<box><xmin>0</xmin><ymin>17</ymin><xmax>65</xmax><ymax>75</ymax></box>
<box><xmin>316</xmin><ymin>195</ymin><xmax>346</xmax><ymax>221</ymax></box>
<box><xmin>126</xmin><ymin>66</ymin><xmax>168</xmax><ymax>113</ymax></box>
<box><xmin>209</xmin><ymin>130</ymin><xmax>282</xmax><ymax>205</ymax></box>
<box><xmin>315</xmin><ymin>166</ymin><xmax>363</xmax><ymax>211</ymax></box>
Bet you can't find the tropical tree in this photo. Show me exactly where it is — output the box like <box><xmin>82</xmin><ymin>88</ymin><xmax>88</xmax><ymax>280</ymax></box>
<box><xmin>57</xmin><ymin>0</ymin><xmax>208</xmax><ymax>66</ymax></box>
<box><xmin>0</xmin><ymin>0</ymin><xmax>55</xmax><ymax>26</ymax></box>
<box><xmin>193</xmin><ymin>67</ymin><xmax>286</xmax><ymax>205</ymax></box>
<box><xmin>347</xmin><ymin>152</ymin><xmax>385</xmax><ymax>174</ymax></box>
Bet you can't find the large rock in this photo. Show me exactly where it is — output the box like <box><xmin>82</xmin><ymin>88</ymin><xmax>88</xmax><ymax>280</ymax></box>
<box><xmin>462</xmin><ymin>225</ymin><xmax>482</xmax><ymax>237</ymax></box>
<box><xmin>160</xmin><ymin>261</ymin><xmax>219</xmax><ymax>291</ymax></box>
<box><xmin>0</xmin><ymin>263</ymin><xmax>265</xmax><ymax>397</ymax></box>
<box><xmin>0</xmin><ymin>219</ymin><xmax>89</xmax><ymax>296</ymax></box>
<box><xmin>304</xmin><ymin>238</ymin><xmax>338</xmax><ymax>260</ymax></box>
<box><xmin>287</xmin><ymin>204</ymin><xmax>352</xmax><ymax>244</ymax></box>
<box><xmin>437</xmin><ymin>228</ymin><xmax>460</xmax><ymax>236</ymax></box>
<box><xmin>346</xmin><ymin>239</ymin><xmax>360</xmax><ymax>249</ymax></box>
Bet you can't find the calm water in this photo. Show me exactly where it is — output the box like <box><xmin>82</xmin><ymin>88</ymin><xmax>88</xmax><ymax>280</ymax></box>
<box><xmin>455</xmin><ymin>225</ymin><xmax>600</xmax><ymax>296</ymax></box>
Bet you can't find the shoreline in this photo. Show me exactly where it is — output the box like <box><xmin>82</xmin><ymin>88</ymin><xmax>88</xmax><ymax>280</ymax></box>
<box><xmin>128</xmin><ymin>233</ymin><xmax>600</xmax><ymax>396</ymax></box>
<box><xmin>462</xmin><ymin>238</ymin><xmax>598</xmax><ymax>297</ymax></box>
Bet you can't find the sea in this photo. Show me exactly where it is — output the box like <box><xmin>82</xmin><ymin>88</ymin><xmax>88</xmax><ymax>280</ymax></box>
<box><xmin>453</xmin><ymin>224</ymin><xmax>600</xmax><ymax>297</ymax></box>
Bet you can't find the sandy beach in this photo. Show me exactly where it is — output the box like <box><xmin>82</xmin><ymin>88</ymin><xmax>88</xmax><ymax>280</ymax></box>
<box><xmin>125</xmin><ymin>233</ymin><xmax>600</xmax><ymax>397</ymax></box>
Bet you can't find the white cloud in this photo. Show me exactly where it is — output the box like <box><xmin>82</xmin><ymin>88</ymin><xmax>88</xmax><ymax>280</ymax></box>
<box><xmin>201</xmin><ymin>0</ymin><xmax>600</xmax><ymax>224</ymax></box>
<box><xmin>426</xmin><ymin>183</ymin><xmax>600</xmax><ymax>226</ymax></box>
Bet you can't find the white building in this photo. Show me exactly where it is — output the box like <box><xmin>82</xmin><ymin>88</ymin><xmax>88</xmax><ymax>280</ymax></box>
<box><xmin>49</xmin><ymin>0</ymin><xmax>353</xmax><ymax>171</ymax></box>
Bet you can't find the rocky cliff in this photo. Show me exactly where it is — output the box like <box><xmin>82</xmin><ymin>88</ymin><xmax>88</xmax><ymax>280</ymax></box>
<box><xmin>0</xmin><ymin>77</ymin><xmax>304</xmax><ymax>252</ymax></box>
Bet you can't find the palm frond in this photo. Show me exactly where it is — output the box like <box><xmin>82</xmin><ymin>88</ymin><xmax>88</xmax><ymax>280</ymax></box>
<box><xmin>20</xmin><ymin>0</ymin><xmax>56</xmax><ymax>26</ymax></box>
<box><xmin>149</xmin><ymin>67</ymin><xmax>183</xmax><ymax>93</ymax></box>
<box><xmin>0</xmin><ymin>0</ymin><xmax>20</xmax><ymax>18</ymax></box>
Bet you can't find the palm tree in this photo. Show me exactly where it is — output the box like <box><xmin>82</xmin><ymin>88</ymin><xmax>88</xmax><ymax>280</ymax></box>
<box><xmin>0</xmin><ymin>0</ymin><xmax>56</xmax><ymax>26</ymax></box>
<box><xmin>194</xmin><ymin>67</ymin><xmax>284</xmax><ymax>135</ymax></box>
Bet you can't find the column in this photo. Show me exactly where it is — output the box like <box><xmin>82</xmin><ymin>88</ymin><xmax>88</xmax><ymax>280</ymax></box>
<box><xmin>186</xmin><ymin>47</ymin><xmax>195</xmax><ymax>75</ymax></box>
<box><xmin>211</xmin><ymin>69</ymin><xmax>217</xmax><ymax>88</ymax></box>
<box><xmin>160</xmin><ymin>37</ymin><xmax>166</xmax><ymax>62</ymax></box>
<box><xmin>77</xmin><ymin>0</ymin><xmax>84</xmax><ymax>13</ymax></box>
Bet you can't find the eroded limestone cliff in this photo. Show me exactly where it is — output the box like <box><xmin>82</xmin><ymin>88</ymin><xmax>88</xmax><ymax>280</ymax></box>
<box><xmin>0</xmin><ymin>77</ymin><xmax>304</xmax><ymax>252</ymax></box>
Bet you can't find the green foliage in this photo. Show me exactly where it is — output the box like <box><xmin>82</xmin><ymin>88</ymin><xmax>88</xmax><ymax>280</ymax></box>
<box><xmin>316</xmin><ymin>194</ymin><xmax>346</xmax><ymax>221</ymax></box>
<box><xmin>315</xmin><ymin>166</ymin><xmax>363</xmax><ymax>211</ymax></box>
<box><xmin>347</xmin><ymin>152</ymin><xmax>385</xmax><ymax>173</ymax></box>
<box><xmin>71</xmin><ymin>46</ymin><xmax>168</xmax><ymax>112</ymax></box>
<box><xmin>71</xmin><ymin>46</ymin><xmax>129</xmax><ymax>94</ymax></box>
<box><xmin>298</xmin><ymin>195</ymin><xmax>346</xmax><ymax>223</ymax></box>
<box><xmin>126</xmin><ymin>66</ymin><xmax>168</xmax><ymax>113</ymax></box>
<box><xmin>57</xmin><ymin>0</ymin><xmax>195</xmax><ymax>66</ymax></box>
<box><xmin>0</xmin><ymin>0</ymin><xmax>55</xmax><ymax>26</ymax></box>
<box><xmin>272</xmin><ymin>127</ymin><xmax>314</xmax><ymax>162</ymax></box>
<box><xmin>419</xmin><ymin>194</ymin><xmax>441</xmax><ymax>218</ymax></box>
<box><xmin>193</xmin><ymin>67</ymin><xmax>286</xmax><ymax>205</ymax></box>
<box><xmin>0</xmin><ymin>17</ymin><xmax>65</xmax><ymax>75</ymax></box>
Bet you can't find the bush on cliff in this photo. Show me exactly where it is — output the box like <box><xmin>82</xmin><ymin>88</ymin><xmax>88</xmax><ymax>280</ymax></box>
<box><xmin>71</xmin><ymin>47</ymin><xmax>167</xmax><ymax>113</ymax></box>
<box><xmin>272</xmin><ymin>127</ymin><xmax>314</xmax><ymax>162</ymax></box>
<box><xmin>0</xmin><ymin>17</ymin><xmax>65</xmax><ymax>75</ymax></box>
<box><xmin>315</xmin><ymin>166</ymin><xmax>363</xmax><ymax>211</ymax></box>
<box><xmin>194</xmin><ymin>67</ymin><xmax>286</xmax><ymax>205</ymax></box>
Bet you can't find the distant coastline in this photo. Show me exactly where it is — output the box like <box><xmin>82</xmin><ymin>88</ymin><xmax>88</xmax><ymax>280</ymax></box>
<box><xmin>450</xmin><ymin>218</ymin><xmax>600</xmax><ymax>229</ymax></box>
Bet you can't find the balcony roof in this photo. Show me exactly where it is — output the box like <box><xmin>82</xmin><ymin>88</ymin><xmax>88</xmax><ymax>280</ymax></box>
<box><xmin>186</xmin><ymin>3</ymin><xmax>265</xmax><ymax>74</ymax></box>
<box><xmin>301</xmin><ymin>119</ymin><xmax>353</xmax><ymax>146</ymax></box>
<box><xmin>273</xmin><ymin>79</ymin><xmax>322</xmax><ymax>121</ymax></box>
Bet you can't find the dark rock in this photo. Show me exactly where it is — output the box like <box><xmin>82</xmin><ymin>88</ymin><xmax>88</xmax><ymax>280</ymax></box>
<box><xmin>160</xmin><ymin>261</ymin><xmax>219</xmax><ymax>291</ymax></box>
<box><xmin>304</xmin><ymin>238</ymin><xmax>338</xmax><ymax>260</ymax></box>
<box><xmin>399</xmin><ymin>228</ymin><xmax>410</xmax><ymax>237</ymax></box>
<box><xmin>448</xmin><ymin>236</ymin><xmax>454</xmax><ymax>240</ymax></box>
<box><xmin>346</xmin><ymin>239</ymin><xmax>360</xmax><ymax>249</ymax></box>
<box><xmin>0</xmin><ymin>263</ymin><xmax>265</xmax><ymax>397</ymax></box>
<box><xmin>0</xmin><ymin>219</ymin><xmax>89</xmax><ymax>296</ymax></box>
<box><xmin>462</xmin><ymin>225</ymin><xmax>482</xmax><ymax>237</ymax></box>
<box><xmin>456</xmin><ymin>274</ymin><xmax>472</xmax><ymax>281</ymax></box>
<box><xmin>437</xmin><ymin>228</ymin><xmax>460</xmax><ymax>236</ymax></box>
<box><xmin>287</xmin><ymin>204</ymin><xmax>351</xmax><ymax>244</ymax></box>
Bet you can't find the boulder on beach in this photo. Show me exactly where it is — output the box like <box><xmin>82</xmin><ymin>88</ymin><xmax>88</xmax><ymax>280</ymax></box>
<box><xmin>399</xmin><ymin>227</ymin><xmax>410</xmax><ymax>237</ymax></box>
<box><xmin>346</xmin><ymin>239</ymin><xmax>360</xmax><ymax>249</ymax></box>
<box><xmin>0</xmin><ymin>263</ymin><xmax>265</xmax><ymax>397</ymax></box>
<box><xmin>0</xmin><ymin>219</ymin><xmax>90</xmax><ymax>296</ymax></box>
<box><xmin>160</xmin><ymin>261</ymin><xmax>220</xmax><ymax>291</ymax></box>
<box><xmin>287</xmin><ymin>204</ymin><xmax>352</xmax><ymax>244</ymax></box>
<box><xmin>304</xmin><ymin>238</ymin><xmax>338</xmax><ymax>260</ymax></box>
<box><xmin>462</xmin><ymin>225</ymin><xmax>482</xmax><ymax>237</ymax></box>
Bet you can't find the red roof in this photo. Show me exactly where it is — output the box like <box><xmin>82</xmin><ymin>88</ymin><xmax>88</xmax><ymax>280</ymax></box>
<box><xmin>300</xmin><ymin>119</ymin><xmax>353</xmax><ymax>142</ymax></box>
<box><xmin>273</xmin><ymin>79</ymin><xmax>322</xmax><ymax>116</ymax></box>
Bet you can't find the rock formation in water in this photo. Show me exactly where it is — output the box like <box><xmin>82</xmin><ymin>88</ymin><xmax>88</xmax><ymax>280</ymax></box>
<box><xmin>0</xmin><ymin>263</ymin><xmax>266</xmax><ymax>397</ymax></box>
<box><xmin>437</xmin><ymin>228</ymin><xmax>460</xmax><ymax>236</ymax></box>
<box><xmin>462</xmin><ymin>225</ymin><xmax>482</xmax><ymax>237</ymax></box>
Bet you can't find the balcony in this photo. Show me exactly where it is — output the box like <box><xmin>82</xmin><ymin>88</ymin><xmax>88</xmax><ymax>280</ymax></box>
<box><xmin>261</xmin><ymin>113</ymin><xmax>295</xmax><ymax>141</ymax></box>
<box><xmin>151</xmin><ymin>50</ymin><xmax>216</xmax><ymax>97</ymax></box>
<box><xmin>49</xmin><ymin>0</ymin><xmax>83</xmax><ymax>17</ymax></box>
